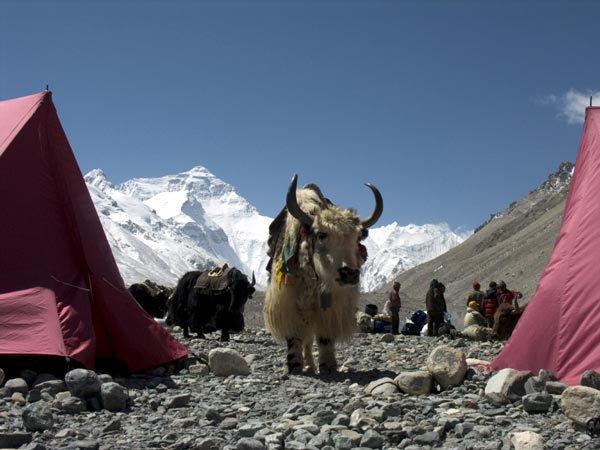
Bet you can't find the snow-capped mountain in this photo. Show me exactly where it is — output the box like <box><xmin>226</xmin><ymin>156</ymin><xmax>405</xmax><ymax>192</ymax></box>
<box><xmin>361</xmin><ymin>223</ymin><xmax>469</xmax><ymax>292</ymax></box>
<box><xmin>84</xmin><ymin>166</ymin><xmax>468</xmax><ymax>291</ymax></box>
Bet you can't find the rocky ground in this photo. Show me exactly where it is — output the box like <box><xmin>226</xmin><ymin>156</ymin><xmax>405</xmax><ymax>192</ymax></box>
<box><xmin>2</xmin><ymin>325</ymin><xmax>600</xmax><ymax>450</ymax></box>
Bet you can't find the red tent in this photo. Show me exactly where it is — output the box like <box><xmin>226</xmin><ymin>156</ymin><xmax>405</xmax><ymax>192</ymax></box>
<box><xmin>0</xmin><ymin>91</ymin><xmax>188</xmax><ymax>373</ymax></box>
<box><xmin>491</xmin><ymin>106</ymin><xmax>600</xmax><ymax>385</ymax></box>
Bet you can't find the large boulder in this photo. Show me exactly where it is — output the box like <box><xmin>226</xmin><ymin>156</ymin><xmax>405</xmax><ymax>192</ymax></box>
<box><xmin>209</xmin><ymin>348</ymin><xmax>251</xmax><ymax>377</ymax></box>
<box><xmin>426</xmin><ymin>345</ymin><xmax>468</xmax><ymax>390</ymax></box>
<box><xmin>485</xmin><ymin>368</ymin><xmax>532</xmax><ymax>403</ymax></box>
<box><xmin>561</xmin><ymin>385</ymin><xmax>600</xmax><ymax>427</ymax></box>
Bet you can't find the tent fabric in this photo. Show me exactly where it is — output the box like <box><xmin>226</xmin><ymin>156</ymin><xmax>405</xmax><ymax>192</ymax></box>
<box><xmin>0</xmin><ymin>287</ymin><xmax>68</xmax><ymax>357</ymax></box>
<box><xmin>490</xmin><ymin>106</ymin><xmax>600</xmax><ymax>386</ymax></box>
<box><xmin>0</xmin><ymin>91</ymin><xmax>189</xmax><ymax>372</ymax></box>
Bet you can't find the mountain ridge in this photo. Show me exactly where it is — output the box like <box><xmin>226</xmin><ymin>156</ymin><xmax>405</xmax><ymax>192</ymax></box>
<box><xmin>85</xmin><ymin>166</ymin><xmax>468</xmax><ymax>292</ymax></box>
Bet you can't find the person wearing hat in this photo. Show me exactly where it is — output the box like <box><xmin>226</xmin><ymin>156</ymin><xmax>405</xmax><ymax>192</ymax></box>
<box><xmin>482</xmin><ymin>281</ymin><xmax>499</xmax><ymax>328</ymax></box>
<box><xmin>497</xmin><ymin>280</ymin><xmax>523</xmax><ymax>306</ymax></box>
<box><xmin>463</xmin><ymin>301</ymin><xmax>491</xmax><ymax>340</ymax></box>
<box><xmin>425</xmin><ymin>279</ymin><xmax>446</xmax><ymax>336</ymax></box>
<box><xmin>466</xmin><ymin>281</ymin><xmax>485</xmax><ymax>310</ymax></box>
<box><xmin>385</xmin><ymin>281</ymin><xmax>402</xmax><ymax>335</ymax></box>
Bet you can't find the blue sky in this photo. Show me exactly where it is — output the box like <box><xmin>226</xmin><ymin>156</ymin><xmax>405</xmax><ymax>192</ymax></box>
<box><xmin>2</xmin><ymin>0</ymin><xmax>599</xmax><ymax>231</ymax></box>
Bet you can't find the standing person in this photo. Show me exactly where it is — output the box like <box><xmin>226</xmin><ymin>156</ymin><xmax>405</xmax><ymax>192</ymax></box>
<box><xmin>425</xmin><ymin>279</ymin><xmax>446</xmax><ymax>336</ymax></box>
<box><xmin>467</xmin><ymin>281</ymin><xmax>485</xmax><ymax>310</ymax></box>
<box><xmin>387</xmin><ymin>281</ymin><xmax>402</xmax><ymax>335</ymax></box>
<box><xmin>482</xmin><ymin>281</ymin><xmax>499</xmax><ymax>328</ymax></box>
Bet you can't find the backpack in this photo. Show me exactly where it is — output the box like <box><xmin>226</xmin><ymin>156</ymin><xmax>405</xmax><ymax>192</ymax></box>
<box><xmin>401</xmin><ymin>321</ymin><xmax>421</xmax><ymax>336</ymax></box>
<box><xmin>410</xmin><ymin>310</ymin><xmax>427</xmax><ymax>329</ymax></box>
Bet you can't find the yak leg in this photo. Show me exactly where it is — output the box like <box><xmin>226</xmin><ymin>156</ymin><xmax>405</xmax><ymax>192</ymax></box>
<box><xmin>317</xmin><ymin>337</ymin><xmax>337</xmax><ymax>373</ymax></box>
<box><xmin>182</xmin><ymin>324</ymin><xmax>190</xmax><ymax>338</ymax></box>
<box><xmin>302</xmin><ymin>338</ymin><xmax>316</xmax><ymax>373</ymax></box>
<box><xmin>286</xmin><ymin>337</ymin><xmax>304</xmax><ymax>374</ymax></box>
<box><xmin>220</xmin><ymin>328</ymin><xmax>230</xmax><ymax>342</ymax></box>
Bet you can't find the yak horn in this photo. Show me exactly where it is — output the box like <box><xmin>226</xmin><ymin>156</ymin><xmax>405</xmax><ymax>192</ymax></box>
<box><xmin>251</xmin><ymin>271</ymin><xmax>256</xmax><ymax>287</ymax></box>
<box><xmin>360</xmin><ymin>183</ymin><xmax>384</xmax><ymax>228</ymax></box>
<box><xmin>286</xmin><ymin>174</ymin><xmax>313</xmax><ymax>226</ymax></box>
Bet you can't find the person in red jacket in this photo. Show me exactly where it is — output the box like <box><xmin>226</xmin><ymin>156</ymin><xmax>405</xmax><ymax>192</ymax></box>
<box><xmin>497</xmin><ymin>280</ymin><xmax>523</xmax><ymax>306</ymax></box>
<box><xmin>482</xmin><ymin>281</ymin><xmax>499</xmax><ymax>328</ymax></box>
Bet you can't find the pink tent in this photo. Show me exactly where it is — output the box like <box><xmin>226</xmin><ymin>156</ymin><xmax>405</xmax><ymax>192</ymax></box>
<box><xmin>491</xmin><ymin>106</ymin><xmax>600</xmax><ymax>385</ymax></box>
<box><xmin>0</xmin><ymin>91</ymin><xmax>188</xmax><ymax>373</ymax></box>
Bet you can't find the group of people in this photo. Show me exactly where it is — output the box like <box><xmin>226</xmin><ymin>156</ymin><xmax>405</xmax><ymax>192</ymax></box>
<box><xmin>463</xmin><ymin>280</ymin><xmax>523</xmax><ymax>340</ymax></box>
<box><xmin>382</xmin><ymin>278</ymin><xmax>450</xmax><ymax>337</ymax></box>
<box><xmin>381</xmin><ymin>278</ymin><xmax>522</xmax><ymax>339</ymax></box>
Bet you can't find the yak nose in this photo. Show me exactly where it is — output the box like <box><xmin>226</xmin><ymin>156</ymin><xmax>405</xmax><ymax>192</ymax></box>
<box><xmin>338</xmin><ymin>266</ymin><xmax>360</xmax><ymax>285</ymax></box>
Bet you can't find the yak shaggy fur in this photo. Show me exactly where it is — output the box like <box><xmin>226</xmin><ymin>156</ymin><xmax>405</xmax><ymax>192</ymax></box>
<box><xmin>264</xmin><ymin>188</ymin><xmax>364</xmax><ymax>373</ymax></box>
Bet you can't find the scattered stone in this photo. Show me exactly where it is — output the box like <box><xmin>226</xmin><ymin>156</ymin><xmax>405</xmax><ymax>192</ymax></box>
<box><xmin>365</xmin><ymin>377</ymin><xmax>398</xmax><ymax>396</ymax></box>
<box><xmin>510</xmin><ymin>431</ymin><xmax>545</xmax><ymax>450</ymax></box>
<box><xmin>0</xmin><ymin>432</ymin><xmax>32</xmax><ymax>448</ymax></box>
<box><xmin>561</xmin><ymin>385</ymin><xmax>600</xmax><ymax>426</ymax></box>
<box><xmin>522</xmin><ymin>392</ymin><xmax>553</xmax><ymax>413</ymax></box>
<box><xmin>100</xmin><ymin>382</ymin><xmax>129</xmax><ymax>412</ymax></box>
<box><xmin>4</xmin><ymin>377</ymin><xmax>29</xmax><ymax>395</ymax></box>
<box><xmin>485</xmin><ymin>368</ymin><xmax>532</xmax><ymax>402</ymax></box>
<box><xmin>426</xmin><ymin>345</ymin><xmax>468</xmax><ymax>390</ymax></box>
<box><xmin>65</xmin><ymin>369</ymin><xmax>101</xmax><ymax>398</ymax></box>
<box><xmin>0</xmin><ymin>329</ymin><xmax>597</xmax><ymax>450</ymax></box>
<box><xmin>394</xmin><ymin>370</ymin><xmax>433</xmax><ymax>395</ymax></box>
<box><xmin>209</xmin><ymin>347</ymin><xmax>251</xmax><ymax>376</ymax></box>
<box><xmin>581</xmin><ymin>370</ymin><xmax>600</xmax><ymax>391</ymax></box>
<box><xmin>22</xmin><ymin>401</ymin><xmax>54</xmax><ymax>432</ymax></box>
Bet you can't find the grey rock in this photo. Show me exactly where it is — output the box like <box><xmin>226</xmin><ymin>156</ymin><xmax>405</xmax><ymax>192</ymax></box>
<box><xmin>365</xmin><ymin>377</ymin><xmax>399</xmax><ymax>396</ymax></box>
<box><xmin>360</xmin><ymin>429</ymin><xmax>385</xmax><ymax>448</ymax></box>
<box><xmin>56</xmin><ymin>396</ymin><xmax>87</xmax><ymax>414</ymax></box>
<box><xmin>426</xmin><ymin>345</ymin><xmax>468</xmax><ymax>390</ymax></box>
<box><xmin>22</xmin><ymin>401</ymin><xmax>54</xmax><ymax>431</ymax></box>
<box><xmin>522</xmin><ymin>392</ymin><xmax>553</xmax><ymax>413</ymax></box>
<box><xmin>36</xmin><ymin>379</ymin><xmax>67</xmax><ymax>396</ymax></box>
<box><xmin>100</xmin><ymin>382</ymin><xmax>129</xmax><ymax>412</ymax></box>
<box><xmin>395</xmin><ymin>370</ymin><xmax>433</xmax><ymax>395</ymax></box>
<box><xmin>581</xmin><ymin>370</ymin><xmax>600</xmax><ymax>390</ymax></box>
<box><xmin>209</xmin><ymin>348</ymin><xmax>251</xmax><ymax>377</ymax></box>
<box><xmin>65</xmin><ymin>369</ymin><xmax>101</xmax><ymax>398</ymax></box>
<box><xmin>4</xmin><ymin>377</ymin><xmax>29</xmax><ymax>395</ymax></box>
<box><xmin>0</xmin><ymin>431</ymin><xmax>33</xmax><ymax>448</ymax></box>
<box><xmin>561</xmin><ymin>385</ymin><xmax>600</xmax><ymax>426</ymax></box>
<box><xmin>20</xmin><ymin>443</ymin><xmax>48</xmax><ymax>450</ymax></box>
<box><xmin>197</xmin><ymin>437</ymin><xmax>227</xmax><ymax>450</ymax></box>
<box><xmin>545</xmin><ymin>380</ymin><xmax>568</xmax><ymax>395</ymax></box>
<box><xmin>484</xmin><ymin>368</ymin><xmax>532</xmax><ymax>402</ymax></box>
<box><xmin>164</xmin><ymin>392</ymin><xmax>191</xmax><ymax>408</ymax></box>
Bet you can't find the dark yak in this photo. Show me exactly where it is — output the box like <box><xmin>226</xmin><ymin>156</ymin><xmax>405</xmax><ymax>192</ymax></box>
<box><xmin>128</xmin><ymin>279</ymin><xmax>170</xmax><ymax>319</ymax></box>
<box><xmin>167</xmin><ymin>265</ymin><xmax>256</xmax><ymax>341</ymax></box>
<box><xmin>492</xmin><ymin>300</ymin><xmax>527</xmax><ymax>341</ymax></box>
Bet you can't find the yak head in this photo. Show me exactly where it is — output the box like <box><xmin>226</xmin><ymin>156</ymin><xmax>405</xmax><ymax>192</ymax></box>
<box><xmin>217</xmin><ymin>270</ymin><xmax>256</xmax><ymax>332</ymax></box>
<box><xmin>285</xmin><ymin>174</ymin><xmax>383</xmax><ymax>291</ymax></box>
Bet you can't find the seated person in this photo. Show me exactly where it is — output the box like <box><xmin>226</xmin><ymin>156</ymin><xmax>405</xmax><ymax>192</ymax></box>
<box><xmin>462</xmin><ymin>301</ymin><xmax>491</xmax><ymax>340</ymax></box>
